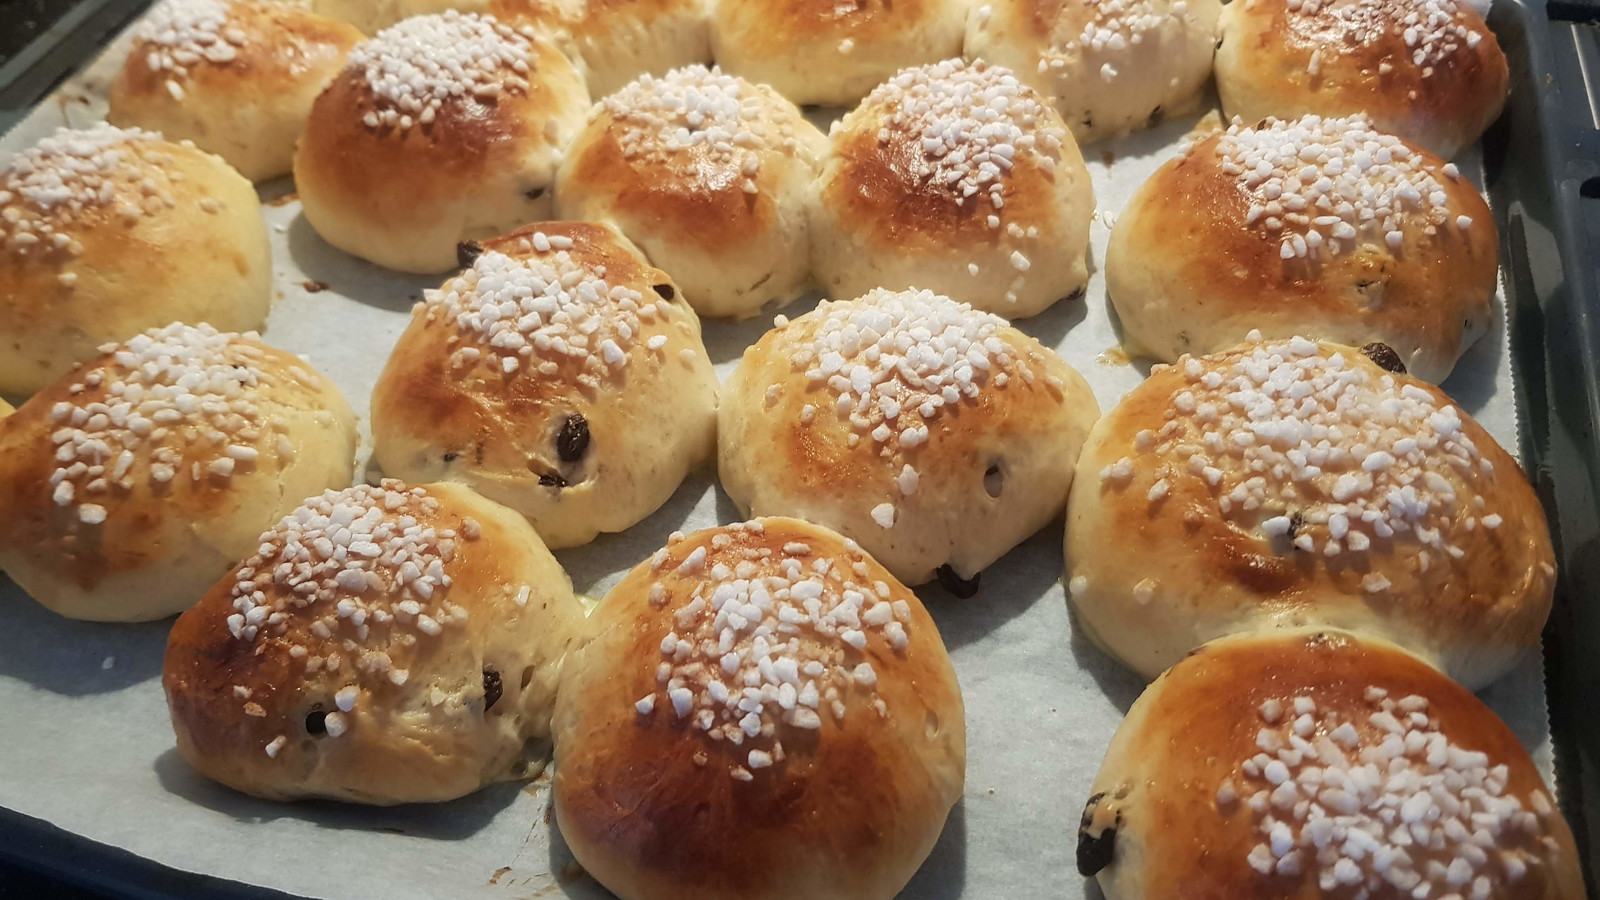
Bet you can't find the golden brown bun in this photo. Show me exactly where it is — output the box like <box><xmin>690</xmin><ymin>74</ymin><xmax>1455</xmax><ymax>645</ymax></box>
<box><xmin>1106</xmin><ymin>115</ymin><xmax>1494</xmax><ymax>383</ymax></box>
<box><xmin>489</xmin><ymin>0</ymin><xmax>711</xmax><ymax>97</ymax></box>
<box><xmin>554</xmin><ymin>66</ymin><xmax>826</xmax><ymax>319</ymax></box>
<box><xmin>1080</xmin><ymin>629</ymin><xmax>1582</xmax><ymax>900</ymax></box>
<box><xmin>0</xmin><ymin>323</ymin><xmax>357</xmax><ymax>622</ymax></box>
<box><xmin>964</xmin><ymin>0</ymin><xmax>1222</xmax><ymax>144</ymax></box>
<box><xmin>293</xmin><ymin>12</ymin><xmax>589</xmax><ymax>274</ymax></box>
<box><xmin>311</xmin><ymin>0</ymin><xmax>490</xmax><ymax>33</ymax></box>
<box><xmin>108</xmin><ymin>0</ymin><xmax>364</xmax><ymax>182</ymax></box>
<box><xmin>552</xmin><ymin>517</ymin><xmax>965</xmax><ymax>900</ymax></box>
<box><xmin>720</xmin><ymin>288</ymin><xmax>1100</xmax><ymax>586</ymax></box>
<box><xmin>809</xmin><ymin>58</ymin><xmax>1094</xmax><ymax>318</ymax></box>
<box><xmin>164</xmin><ymin>480</ymin><xmax>585</xmax><ymax>804</ymax></box>
<box><xmin>0</xmin><ymin>124</ymin><xmax>272</xmax><ymax>397</ymax></box>
<box><xmin>370</xmin><ymin>221</ymin><xmax>718</xmax><ymax>549</ymax></box>
<box><xmin>1215</xmin><ymin>0</ymin><xmax>1507</xmax><ymax>159</ymax></box>
<box><xmin>710</xmin><ymin>0</ymin><xmax>967</xmax><ymax>107</ymax></box>
<box><xmin>1065</xmin><ymin>336</ymin><xmax>1554</xmax><ymax>690</ymax></box>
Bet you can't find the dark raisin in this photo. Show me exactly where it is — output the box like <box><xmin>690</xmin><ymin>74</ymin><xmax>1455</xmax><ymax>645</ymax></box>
<box><xmin>539</xmin><ymin>472</ymin><xmax>568</xmax><ymax>488</ymax></box>
<box><xmin>305</xmin><ymin>709</ymin><xmax>327</xmax><ymax>736</ymax></box>
<box><xmin>442</xmin><ymin>451</ymin><xmax>459</xmax><ymax>463</ymax></box>
<box><xmin>483</xmin><ymin>668</ymin><xmax>503</xmax><ymax>711</ymax></box>
<box><xmin>456</xmin><ymin>240</ymin><xmax>484</xmax><ymax>269</ymax></box>
<box><xmin>936</xmin><ymin>564</ymin><xmax>981</xmax><ymax>598</ymax></box>
<box><xmin>1077</xmin><ymin>792</ymin><xmax>1119</xmax><ymax>876</ymax></box>
<box><xmin>653</xmin><ymin>283</ymin><xmax>676</xmax><ymax>300</ymax></box>
<box><xmin>1288</xmin><ymin>511</ymin><xmax>1305</xmax><ymax>540</ymax></box>
<box><xmin>523</xmin><ymin>186</ymin><xmax>545</xmax><ymax>201</ymax></box>
<box><xmin>556</xmin><ymin>414</ymin><xmax>590</xmax><ymax>463</ymax></box>
<box><xmin>1360</xmin><ymin>342</ymin><xmax>1407</xmax><ymax>374</ymax></box>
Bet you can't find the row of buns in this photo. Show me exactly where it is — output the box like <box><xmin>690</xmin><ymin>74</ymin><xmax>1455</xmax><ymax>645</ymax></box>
<box><xmin>2</xmin><ymin>31</ymin><xmax>1504</xmax><ymax>403</ymax></box>
<box><xmin>1</xmin><ymin>304</ymin><xmax>1571</xmax><ymax>900</ymax></box>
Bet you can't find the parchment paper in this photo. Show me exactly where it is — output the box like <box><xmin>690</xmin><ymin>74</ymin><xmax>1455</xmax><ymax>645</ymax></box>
<box><xmin>0</xmin><ymin>20</ymin><xmax>1550</xmax><ymax>900</ymax></box>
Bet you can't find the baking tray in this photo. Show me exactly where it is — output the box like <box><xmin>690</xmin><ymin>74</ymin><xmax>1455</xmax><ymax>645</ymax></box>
<box><xmin>1</xmin><ymin>0</ymin><xmax>1598</xmax><ymax>897</ymax></box>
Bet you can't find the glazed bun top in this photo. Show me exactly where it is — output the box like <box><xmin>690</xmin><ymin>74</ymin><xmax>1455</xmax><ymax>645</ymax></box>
<box><xmin>340</xmin><ymin>10</ymin><xmax>549</xmax><ymax>133</ymax></box>
<box><xmin>120</xmin><ymin>0</ymin><xmax>361</xmax><ymax>101</ymax></box>
<box><xmin>1080</xmin><ymin>629</ymin><xmax>1582</xmax><ymax>900</ymax></box>
<box><xmin>1216</xmin><ymin>0</ymin><xmax>1507</xmax><ymax>158</ymax></box>
<box><xmin>827</xmin><ymin>57</ymin><xmax>1074</xmax><ymax>255</ymax></box>
<box><xmin>3</xmin><ymin>122</ymin><xmax>180</xmax><ymax>264</ymax></box>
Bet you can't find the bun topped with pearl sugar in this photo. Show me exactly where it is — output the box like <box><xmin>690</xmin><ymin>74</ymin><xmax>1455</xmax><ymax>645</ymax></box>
<box><xmin>0</xmin><ymin>323</ymin><xmax>357</xmax><ymax>622</ymax></box>
<box><xmin>1078</xmin><ymin>628</ymin><xmax>1582</xmax><ymax>900</ymax></box>
<box><xmin>0</xmin><ymin>123</ymin><xmax>272</xmax><ymax>396</ymax></box>
<box><xmin>164</xmin><ymin>480</ymin><xmax>585</xmax><ymax>804</ymax></box>
<box><xmin>371</xmin><ymin>221</ymin><xmax>718</xmax><ymax>549</ymax></box>
<box><xmin>710</xmin><ymin>0</ymin><xmax>968</xmax><ymax>107</ymax></box>
<box><xmin>809</xmin><ymin>58</ymin><xmax>1095</xmax><ymax>318</ymax></box>
<box><xmin>1215</xmin><ymin>0</ymin><xmax>1507</xmax><ymax>158</ymax></box>
<box><xmin>1065</xmin><ymin>335</ymin><xmax>1554</xmax><ymax>690</ymax></box>
<box><xmin>108</xmin><ymin>0</ymin><xmax>364</xmax><ymax>181</ymax></box>
<box><xmin>720</xmin><ymin>287</ymin><xmax>1100</xmax><ymax>588</ymax></box>
<box><xmin>310</xmin><ymin>0</ymin><xmax>492</xmax><ymax>35</ymax></box>
<box><xmin>964</xmin><ymin>0</ymin><xmax>1222</xmax><ymax>144</ymax></box>
<box><xmin>489</xmin><ymin>0</ymin><xmax>711</xmax><ymax>98</ymax></box>
<box><xmin>556</xmin><ymin>65</ymin><xmax>826</xmax><ymax>319</ymax></box>
<box><xmin>1107</xmin><ymin>114</ymin><xmax>1494</xmax><ymax>383</ymax></box>
<box><xmin>294</xmin><ymin>11</ymin><xmax>589</xmax><ymax>273</ymax></box>
<box><xmin>552</xmin><ymin>517</ymin><xmax>964</xmax><ymax>900</ymax></box>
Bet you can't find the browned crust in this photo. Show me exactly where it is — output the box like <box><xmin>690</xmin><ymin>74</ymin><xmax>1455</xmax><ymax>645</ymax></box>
<box><xmin>716</xmin><ymin>0</ymin><xmax>942</xmax><ymax>45</ymax></box>
<box><xmin>1089</xmin><ymin>629</ymin><xmax>1583</xmax><ymax>900</ymax></box>
<box><xmin>0</xmin><ymin>338</ymin><xmax>338</xmax><ymax>588</ymax></box>
<box><xmin>294</xmin><ymin>38</ymin><xmax>568</xmax><ymax>222</ymax></box>
<box><xmin>1217</xmin><ymin>0</ymin><xmax>1508</xmax><ymax>155</ymax></box>
<box><xmin>552</xmin><ymin>518</ymin><xmax>965</xmax><ymax>900</ymax></box>
<box><xmin>112</xmin><ymin>1</ymin><xmax>363</xmax><ymax>107</ymax></box>
<box><xmin>558</xmin><ymin>107</ymin><xmax>779</xmax><ymax>253</ymax></box>
<box><xmin>820</xmin><ymin>101</ymin><xmax>1068</xmax><ymax>253</ymax></box>
<box><xmin>1109</xmin><ymin>130</ymin><xmax>1496</xmax><ymax>363</ymax></box>
<box><xmin>370</xmin><ymin>221</ymin><xmax>689</xmax><ymax>477</ymax></box>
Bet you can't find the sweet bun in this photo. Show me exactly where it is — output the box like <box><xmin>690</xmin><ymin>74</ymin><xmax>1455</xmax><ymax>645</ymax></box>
<box><xmin>1214</xmin><ymin>0</ymin><xmax>1507</xmax><ymax>159</ymax></box>
<box><xmin>809</xmin><ymin>58</ymin><xmax>1093</xmax><ymax>318</ymax></box>
<box><xmin>0</xmin><ymin>323</ymin><xmax>357</xmax><ymax>622</ymax></box>
<box><xmin>165</xmin><ymin>480</ymin><xmax>585</xmax><ymax>803</ymax></box>
<box><xmin>1078</xmin><ymin>628</ymin><xmax>1582</xmax><ymax>900</ymax></box>
<box><xmin>720</xmin><ymin>288</ymin><xmax>1100</xmax><ymax>588</ymax></box>
<box><xmin>311</xmin><ymin>0</ymin><xmax>491</xmax><ymax>34</ymax></box>
<box><xmin>294</xmin><ymin>11</ymin><xmax>589</xmax><ymax>274</ymax></box>
<box><xmin>489</xmin><ymin>0</ymin><xmax>711</xmax><ymax>98</ymax></box>
<box><xmin>1065</xmin><ymin>335</ymin><xmax>1554</xmax><ymax>690</ymax></box>
<box><xmin>964</xmin><ymin>0</ymin><xmax>1221</xmax><ymax>144</ymax></box>
<box><xmin>552</xmin><ymin>517</ymin><xmax>964</xmax><ymax>900</ymax></box>
<box><xmin>108</xmin><ymin>0</ymin><xmax>364</xmax><ymax>182</ymax></box>
<box><xmin>709</xmin><ymin>0</ymin><xmax>967</xmax><ymax>107</ymax></box>
<box><xmin>0</xmin><ymin>123</ymin><xmax>272</xmax><ymax>397</ymax></box>
<box><xmin>555</xmin><ymin>66</ymin><xmax>825</xmax><ymax>318</ymax></box>
<box><xmin>370</xmin><ymin>222</ymin><xmax>718</xmax><ymax>549</ymax></box>
<box><xmin>1106</xmin><ymin>114</ymin><xmax>1494</xmax><ymax>383</ymax></box>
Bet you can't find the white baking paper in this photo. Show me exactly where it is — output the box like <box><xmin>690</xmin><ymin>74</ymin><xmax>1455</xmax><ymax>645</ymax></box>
<box><xmin>0</xmin><ymin>22</ymin><xmax>1551</xmax><ymax>900</ymax></box>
